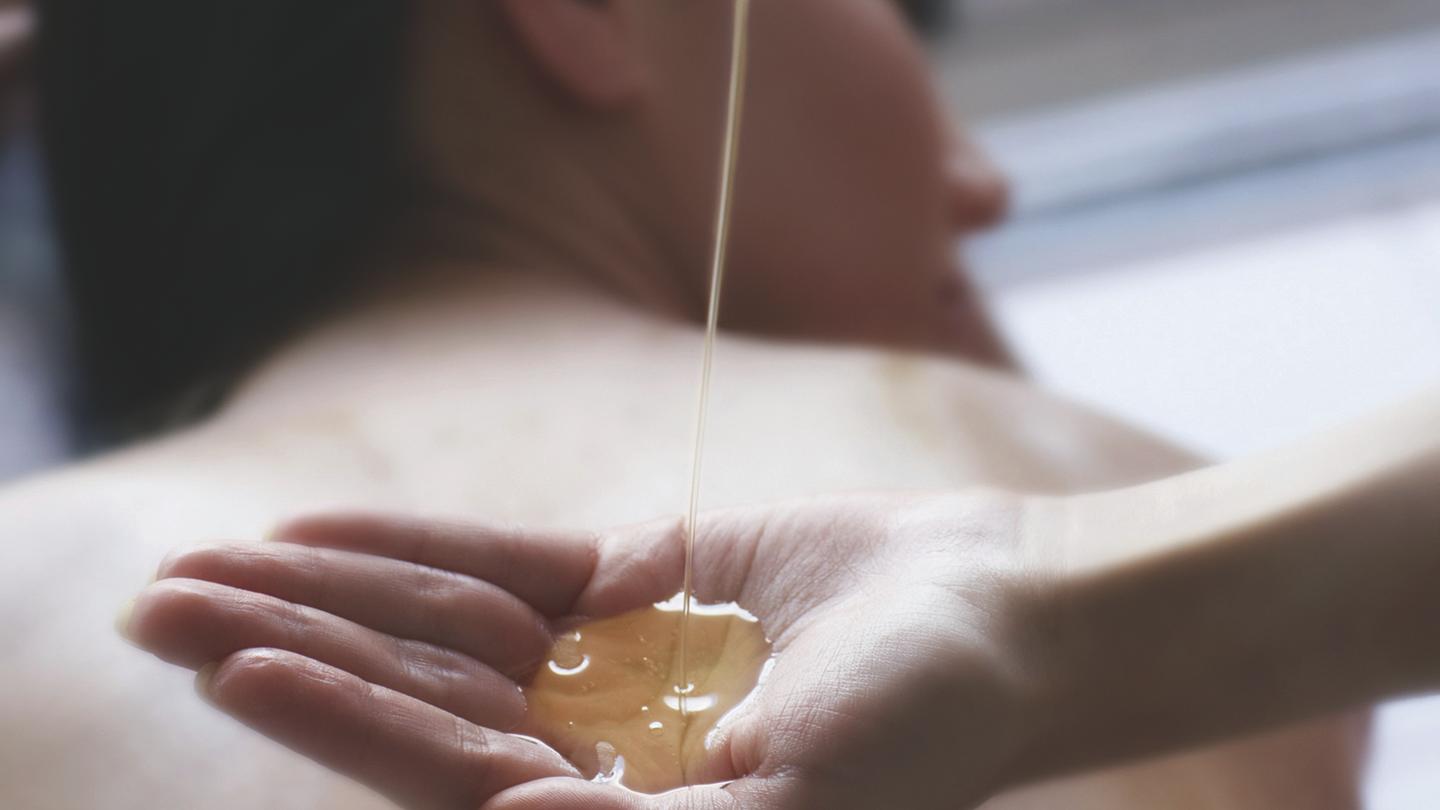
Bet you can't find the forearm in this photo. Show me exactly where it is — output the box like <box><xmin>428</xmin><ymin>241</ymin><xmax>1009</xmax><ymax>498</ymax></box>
<box><xmin>1009</xmin><ymin>389</ymin><xmax>1440</xmax><ymax>782</ymax></box>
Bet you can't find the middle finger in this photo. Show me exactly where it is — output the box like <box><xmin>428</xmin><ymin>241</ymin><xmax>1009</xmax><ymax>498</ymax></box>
<box><xmin>157</xmin><ymin>542</ymin><xmax>554</xmax><ymax>678</ymax></box>
<box><xmin>127</xmin><ymin>577</ymin><xmax>526</xmax><ymax>731</ymax></box>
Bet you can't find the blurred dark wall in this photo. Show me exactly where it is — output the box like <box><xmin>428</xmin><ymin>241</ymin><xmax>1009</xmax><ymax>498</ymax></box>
<box><xmin>0</xmin><ymin>122</ymin><xmax>70</xmax><ymax>480</ymax></box>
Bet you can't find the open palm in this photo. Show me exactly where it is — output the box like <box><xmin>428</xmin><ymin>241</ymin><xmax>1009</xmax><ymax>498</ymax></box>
<box><xmin>124</xmin><ymin>493</ymin><xmax>1039</xmax><ymax>810</ymax></box>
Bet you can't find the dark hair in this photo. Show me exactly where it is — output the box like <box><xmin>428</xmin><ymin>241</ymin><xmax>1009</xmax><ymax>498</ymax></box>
<box><xmin>37</xmin><ymin>1</ymin><xmax>941</xmax><ymax>445</ymax></box>
<box><xmin>37</xmin><ymin>1</ymin><xmax>411</xmax><ymax>444</ymax></box>
<box><xmin>901</xmin><ymin>0</ymin><xmax>954</xmax><ymax>35</ymax></box>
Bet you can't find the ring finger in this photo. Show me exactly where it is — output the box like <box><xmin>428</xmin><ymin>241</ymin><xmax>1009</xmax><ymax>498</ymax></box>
<box><xmin>124</xmin><ymin>577</ymin><xmax>526</xmax><ymax>731</ymax></box>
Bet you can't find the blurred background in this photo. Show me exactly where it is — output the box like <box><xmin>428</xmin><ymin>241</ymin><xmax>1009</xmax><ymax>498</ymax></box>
<box><xmin>924</xmin><ymin>0</ymin><xmax>1440</xmax><ymax>805</ymax></box>
<box><xmin>936</xmin><ymin>0</ymin><xmax>1440</xmax><ymax>459</ymax></box>
<box><xmin>1</xmin><ymin>0</ymin><xmax>1437</xmax><ymax>803</ymax></box>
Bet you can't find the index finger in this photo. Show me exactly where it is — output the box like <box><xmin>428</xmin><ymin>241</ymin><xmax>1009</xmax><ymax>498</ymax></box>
<box><xmin>268</xmin><ymin>512</ymin><xmax>757</xmax><ymax>621</ymax></box>
<box><xmin>270</xmin><ymin>513</ymin><xmax>599</xmax><ymax>617</ymax></box>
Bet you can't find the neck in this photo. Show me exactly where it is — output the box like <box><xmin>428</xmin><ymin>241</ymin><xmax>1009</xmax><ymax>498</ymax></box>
<box><xmin>391</xmin><ymin>192</ymin><xmax>1019</xmax><ymax>369</ymax></box>
<box><xmin>403</xmin><ymin>4</ymin><xmax>707</xmax><ymax>327</ymax></box>
<box><xmin>216</xmin><ymin>264</ymin><xmax>656</xmax><ymax>424</ymax></box>
<box><xmin>218</xmin><ymin>256</ymin><xmax>1021</xmax><ymax>429</ymax></box>
<box><xmin>402</xmin><ymin>181</ymin><xmax>704</xmax><ymax>325</ymax></box>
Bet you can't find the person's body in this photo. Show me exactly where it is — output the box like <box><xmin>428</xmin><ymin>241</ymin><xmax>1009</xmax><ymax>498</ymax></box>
<box><xmin>1</xmin><ymin>0</ymin><xmax>1365</xmax><ymax>807</ymax></box>
<box><xmin>3</xmin><ymin>272</ymin><xmax>1368</xmax><ymax>809</ymax></box>
<box><xmin>113</xmin><ymin>386</ymin><xmax>1437</xmax><ymax>810</ymax></box>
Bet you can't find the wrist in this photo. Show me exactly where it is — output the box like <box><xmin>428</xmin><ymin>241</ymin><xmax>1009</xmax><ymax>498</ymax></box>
<box><xmin>889</xmin><ymin>490</ymin><xmax>1074</xmax><ymax>799</ymax></box>
<box><xmin>991</xmin><ymin>491</ymin><xmax>1174</xmax><ymax>787</ymax></box>
<box><xmin>979</xmin><ymin>494</ymin><xmax>1084</xmax><ymax>792</ymax></box>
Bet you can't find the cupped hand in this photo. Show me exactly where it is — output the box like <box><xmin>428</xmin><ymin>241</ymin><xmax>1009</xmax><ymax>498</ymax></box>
<box><xmin>121</xmin><ymin>492</ymin><xmax>1051</xmax><ymax>810</ymax></box>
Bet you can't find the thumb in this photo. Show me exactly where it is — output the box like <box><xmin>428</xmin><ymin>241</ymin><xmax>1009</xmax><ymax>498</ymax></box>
<box><xmin>575</xmin><ymin>505</ymin><xmax>773</xmax><ymax>618</ymax></box>
<box><xmin>579</xmin><ymin>494</ymin><xmax>895</xmax><ymax>620</ymax></box>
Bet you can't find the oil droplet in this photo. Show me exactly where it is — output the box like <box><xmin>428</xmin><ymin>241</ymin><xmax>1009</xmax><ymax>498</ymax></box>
<box><xmin>551</xmin><ymin>631</ymin><xmax>586</xmax><ymax>670</ymax></box>
<box><xmin>523</xmin><ymin>598</ymin><xmax>771</xmax><ymax>794</ymax></box>
<box><xmin>594</xmin><ymin>741</ymin><xmax>624</xmax><ymax>785</ymax></box>
<box><xmin>596</xmin><ymin>741</ymin><xmax>617</xmax><ymax>771</ymax></box>
<box><xmin>548</xmin><ymin>654</ymin><xmax>591</xmax><ymax>677</ymax></box>
<box><xmin>663</xmin><ymin>692</ymin><xmax>719</xmax><ymax>713</ymax></box>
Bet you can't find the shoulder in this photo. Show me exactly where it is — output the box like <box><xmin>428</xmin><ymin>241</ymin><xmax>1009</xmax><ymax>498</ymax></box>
<box><xmin>717</xmin><ymin>335</ymin><xmax>1208</xmax><ymax>493</ymax></box>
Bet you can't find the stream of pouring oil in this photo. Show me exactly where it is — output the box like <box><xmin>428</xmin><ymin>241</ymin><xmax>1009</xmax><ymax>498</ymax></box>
<box><xmin>521</xmin><ymin>3</ymin><xmax>768</xmax><ymax>794</ymax></box>
<box><xmin>679</xmin><ymin>0</ymin><xmax>753</xmax><ymax>723</ymax></box>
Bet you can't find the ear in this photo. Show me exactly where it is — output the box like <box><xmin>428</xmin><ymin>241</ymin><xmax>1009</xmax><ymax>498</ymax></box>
<box><xmin>497</xmin><ymin>0</ymin><xmax>647</xmax><ymax>107</ymax></box>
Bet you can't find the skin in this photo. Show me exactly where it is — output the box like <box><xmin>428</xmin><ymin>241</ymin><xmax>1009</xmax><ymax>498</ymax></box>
<box><xmin>116</xmin><ymin>388</ymin><xmax>1440</xmax><ymax>810</ymax></box>
<box><xmin>126</xmin><ymin>498</ymin><xmax>1036</xmax><ymax>810</ymax></box>
<box><xmin>401</xmin><ymin>0</ymin><xmax>1014</xmax><ymax>363</ymax></box>
<box><xmin>1018</xmin><ymin>392</ymin><xmax>1440</xmax><ymax>782</ymax></box>
<box><xmin>1</xmin><ymin>0</ymin><xmax>1366</xmax><ymax>807</ymax></box>
<box><xmin>117</xmin><ymin>392</ymin><xmax>1439</xmax><ymax>810</ymax></box>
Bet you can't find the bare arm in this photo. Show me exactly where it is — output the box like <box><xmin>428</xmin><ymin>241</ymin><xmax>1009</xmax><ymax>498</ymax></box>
<box><xmin>118</xmin><ymin>389</ymin><xmax>1440</xmax><ymax>808</ymax></box>
<box><xmin>1009</xmin><ymin>389</ymin><xmax>1440</xmax><ymax>784</ymax></box>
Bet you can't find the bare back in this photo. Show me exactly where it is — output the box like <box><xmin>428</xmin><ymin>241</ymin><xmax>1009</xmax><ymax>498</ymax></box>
<box><xmin>0</xmin><ymin>291</ymin><xmax>1364</xmax><ymax>809</ymax></box>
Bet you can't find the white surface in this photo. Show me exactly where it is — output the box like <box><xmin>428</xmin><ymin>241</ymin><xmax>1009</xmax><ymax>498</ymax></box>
<box><xmin>936</xmin><ymin>0</ymin><xmax>1440</xmax><ymax>120</ymax></box>
<box><xmin>991</xmin><ymin>199</ymin><xmax>1440</xmax><ymax>458</ymax></box>
<box><xmin>974</xmin><ymin>29</ymin><xmax>1440</xmax><ymax>216</ymax></box>
<box><xmin>1369</xmin><ymin>695</ymin><xmax>1440</xmax><ymax>810</ymax></box>
<box><xmin>0</xmin><ymin>135</ymin><xmax>67</xmax><ymax>482</ymax></box>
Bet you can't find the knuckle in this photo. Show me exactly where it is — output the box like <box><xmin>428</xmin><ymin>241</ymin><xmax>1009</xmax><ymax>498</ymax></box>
<box><xmin>213</xmin><ymin>648</ymin><xmax>307</xmax><ymax>711</ymax></box>
<box><xmin>271</xmin><ymin>595</ymin><xmax>311</xmax><ymax>645</ymax></box>
<box><xmin>453</xmin><ymin>716</ymin><xmax>497</xmax><ymax>801</ymax></box>
<box><xmin>224</xmin><ymin>647</ymin><xmax>301</xmax><ymax>687</ymax></box>
<box><xmin>390</xmin><ymin>637</ymin><xmax>453</xmax><ymax>690</ymax></box>
<box><xmin>140</xmin><ymin>578</ymin><xmax>222</xmax><ymax>624</ymax></box>
<box><xmin>155</xmin><ymin>543</ymin><xmax>234</xmax><ymax>579</ymax></box>
<box><xmin>218</xmin><ymin>648</ymin><xmax>370</xmax><ymax>711</ymax></box>
<box><xmin>420</xmin><ymin>575</ymin><xmax>480</xmax><ymax>634</ymax></box>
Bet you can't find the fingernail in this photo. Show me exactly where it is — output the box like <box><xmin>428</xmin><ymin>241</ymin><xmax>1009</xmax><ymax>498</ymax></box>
<box><xmin>115</xmin><ymin>597</ymin><xmax>137</xmax><ymax>642</ymax></box>
<box><xmin>195</xmin><ymin>663</ymin><xmax>219</xmax><ymax>703</ymax></box>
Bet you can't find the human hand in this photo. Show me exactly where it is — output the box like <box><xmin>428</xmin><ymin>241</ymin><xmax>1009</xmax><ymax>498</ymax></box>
<box><xmin>121</xmin><ymin>492</ymin><xmax>1052</xmax><ymax>810</ymax></box>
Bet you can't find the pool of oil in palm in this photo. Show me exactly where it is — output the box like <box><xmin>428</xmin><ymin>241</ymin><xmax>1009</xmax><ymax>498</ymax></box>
<box><xmin>520</xmin><ymin>1</ymin><xmax>773</xmax><ymax>794</ymax></box>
